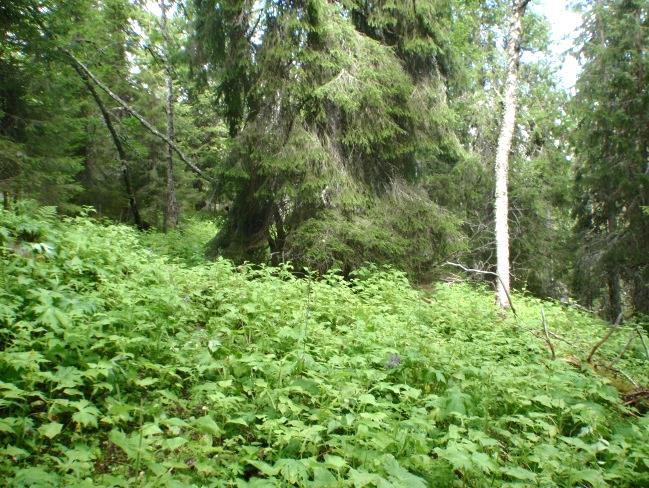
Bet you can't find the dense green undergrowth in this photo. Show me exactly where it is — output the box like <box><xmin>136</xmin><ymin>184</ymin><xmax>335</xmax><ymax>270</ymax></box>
<box><xmin>1</xmin><ymin>206</ymin><xmax>648</xmax><ymax>487</ymax></box>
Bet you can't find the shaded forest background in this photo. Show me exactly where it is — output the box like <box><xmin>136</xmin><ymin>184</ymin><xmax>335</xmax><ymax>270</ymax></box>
<box><xmin>1</xmin><ymin>0</ymin><xmax>648</xmax><ymax>320</ymax></box>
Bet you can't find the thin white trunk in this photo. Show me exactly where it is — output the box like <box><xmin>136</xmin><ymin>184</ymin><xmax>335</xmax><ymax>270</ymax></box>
<box><xmin>495</xmin><ymin>0</ymin><xmax>529</xmax><ymax>309</ymax></box>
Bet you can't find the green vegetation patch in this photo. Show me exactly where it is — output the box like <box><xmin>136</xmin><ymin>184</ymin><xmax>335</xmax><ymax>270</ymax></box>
<box><xmin>0</xmin><ymin>207</ymin><xmax>647</xmax><ymax>487</ymax></box>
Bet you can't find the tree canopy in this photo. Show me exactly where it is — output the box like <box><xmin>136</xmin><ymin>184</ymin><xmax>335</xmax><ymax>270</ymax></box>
<box><xmin>1</xmin><ymin>0</ymin><xmax>647</xmax><ymax>316</ymax></box>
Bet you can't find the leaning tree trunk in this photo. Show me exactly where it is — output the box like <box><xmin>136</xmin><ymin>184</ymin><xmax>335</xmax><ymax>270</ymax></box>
<box><xmin>71</xmin><ymin>63</ymin><xmax>144</xmax><ymax>230</ymax></box>
<box><xmin>161</xmin><ymin>0</ymin><xmax>179</xmax><ymax>230</ymax></box>
<box><xmin>64</xmin><ymin>48</ymin><xmax>212</xmax><ymax>182</ymax></box>
<box><xmin>494</xmin><ymin>0</ymin><xmax>530</xmax><ymax>309</ymax></box>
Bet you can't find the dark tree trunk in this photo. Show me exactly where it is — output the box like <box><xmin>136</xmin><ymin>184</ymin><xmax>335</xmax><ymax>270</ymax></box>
<box><xmin>630</xmin><ymin>270</ymin><xmax>649</xmax><ymax>316</ymax></box>
<box><xmin>269</xmin><ymin>204</ymin><xmax>286</xmax><ymax>266</ymax></box>
<box><xmin>205</xmin><ymin>175</ymin><xmax>272</xmax><ymax>263</ymax></box>
<box><xmin>161</xmin><ymin>0</ymin><xmax>179</xmax><ymax>231</ymax></box>
<box><xmin>607</xmin><ymin>213</ymin><xmax>623</xmax><ymax>322</ymax></box>
<box><xmin>72</xmin><ymin>63</ymin><xmax>144</xmax><ymax>230</ymax></box>
<box><xmin>607</xmin><ymin>269</ymin><xmax>623</xmax><ymax>322</ymax></box>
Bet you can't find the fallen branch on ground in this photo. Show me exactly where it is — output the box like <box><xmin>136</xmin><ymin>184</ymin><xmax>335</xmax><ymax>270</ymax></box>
<box><xmin>587</xmin><ymin>312</ymin><xmax>623</xmax><ymax>364</ymax></box>
<box><xmin>635</xmin><ymin>325</ymin><xmax>649</xmax><ymax>360</ymax></box>
<box><xmin>609</xmin><ymin>329</ymin><xmax>639</xmax><ymax>368</ymax></box>
<box><xmin>541</xmin><ymin>306</ymin><xmax>555</xmax><ymax>360</ymax></box>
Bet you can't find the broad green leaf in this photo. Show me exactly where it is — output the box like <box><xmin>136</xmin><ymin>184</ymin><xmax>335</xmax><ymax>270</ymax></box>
<box><xmin>349</xmin><ymin>469</ymin><xmax>382</xmax><ymax>487</ymax></box>
<box><xmin>13</xmin><ymin>467</ymin><xmax>60</xmax><ymax>487</ymax></box>
<box><xmin>135</xmin><ymin>377</ymin><xmax>159</xmax><ymax>387</ymax></box>
<box><xmin>38</xmin><ymin>421</ymin><xmax>63</xmax><ymax>439</ymax></box>
<box><xmin>193</xmin><ymin>415</ymin><xmax>221</xmax><ymax>436</ymax></box>
<box><xmin>276</xmin><ymin>459</ymin><xmax>309</xmax><ymax>484</ymax></box>
<box><xmin>324</xmin><ymin>455</ymin><xmax>347</xmax><ymax>469</ymax></box>
<box><xmin>247</xmin><ymin>460</ymin><xmax>279</xmax><ymax>476</ymax></box>
<box><xmin>502</xmin><ymin>466</ymin><xmax>537</xmax><ymax>481</ymax></box>
<box><xmin>162</xmin><ymin>436</ymin><xmax>187</xmax><ymax>450</ymax></box>
<box><xmin>1</xmin><ymin>445</ymin><xmax>30</xmax><ymax>459</ymax></box>
<box><xmin>0</xmin><ymin>417</ymin><xmax>16</xmax><ymax>433</ymax></box>
<box><xmin>313</xmin><ymin>466</ymin><xmax>337</xmax><ymax>487</ymax></box>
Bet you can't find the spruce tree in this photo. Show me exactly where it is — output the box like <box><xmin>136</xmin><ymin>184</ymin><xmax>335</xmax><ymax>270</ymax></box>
<box><xmin>572</xmin><ymin>0</ymin><xmax>649</xmax><ymax>318</ymax></box>
<box><xmin>194</xmin><ymin>0</ymin><xmax>465</xmax><ymax>275</ymax></box>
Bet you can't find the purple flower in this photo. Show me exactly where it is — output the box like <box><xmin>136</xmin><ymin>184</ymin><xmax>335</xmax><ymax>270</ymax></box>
<box><xmin>385</xmin><ymin>353</ymin><xmax>401</xmax><ymax>369</ymax></box>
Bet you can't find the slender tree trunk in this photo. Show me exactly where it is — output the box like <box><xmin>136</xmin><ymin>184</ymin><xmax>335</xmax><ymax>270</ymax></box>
<box><xmin>161</xmin><ymin>0</ymin><xmax>179</xmax><ymax>231</ymax></box>
<box><xmin>606</xmin><ymin>213</ymin><xmax>623</xmax><ymax>322</ymax></box>
<box><xmin>494</xmin><ymin>0</ymin><xmax>530</xmax><ymax>309</ymax></box>
<box><xmin>269</xmin><ymin>204</ymin><xmax>286</xmax><ymax>266</ymax></box>
<box><xmin>72</xmin><ymin>63</ymin><xmax>144</xmax><ymax>230</ymax></box>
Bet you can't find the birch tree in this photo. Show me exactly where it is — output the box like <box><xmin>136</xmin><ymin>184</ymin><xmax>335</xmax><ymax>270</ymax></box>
<box><xmin>494</xmin><ymin>0</ymin><xmax>531</xmax><ymax>309</ymax></box>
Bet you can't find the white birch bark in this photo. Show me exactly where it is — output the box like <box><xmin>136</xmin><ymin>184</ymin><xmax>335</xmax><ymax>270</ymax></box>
<box><xmin>495</xmin><ymin>0</ymin><xmax>530</xmax><ymax>309</ymax></box>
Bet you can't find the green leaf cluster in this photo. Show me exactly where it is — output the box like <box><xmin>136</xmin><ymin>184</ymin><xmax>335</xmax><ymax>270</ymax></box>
<box><xmin>1</xmin><ymin>205</ymin><xmax>648</xmax><ymax>486</ymax></box>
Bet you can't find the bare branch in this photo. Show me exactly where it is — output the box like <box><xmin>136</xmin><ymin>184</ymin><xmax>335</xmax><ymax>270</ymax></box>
<box><xmin>547</xmin><ymin>330</ymin><xmax>578</xmax><ymax>348</ymax></box>
<box><xmin>601</xmin><ymin>364</ymin><xmax>640</xmax><ymax>388</ymax></box>
<box><xmin>609</xmin><ymin>329</ymin><xmax>639</xmax><ymax>368</ymax></box>
<box><xmin>444</xmin><ymin>262</ymin><xmax>517</xmax><ymax>316</ymax></box>
<box><xmin>518</xmin><ymin>0</ymin><xmax>533</xmax><ymax>10</ymax></box>
<box><xmin>541</xmin><ymin>306</ymin><xmax>555</xmax><ymax>360</ymax></box>
<box><xmin>70</xmin><ymin>61</ymin><xmax>145</xmax><ymax>229</ymax></box>
<box><xmin>636</xmin><ymin>326</ymin><xmax>649</xmax><ymax>361</ymax></box>
<box><xmin>61</xmin><ymin>48</ymin><xmax>214</xmax><ymax>183</ymax></box>
<box><xmin>587</xmin><ymin>311</ymin><xmax>623</xmax><ymax>364</ymax></box>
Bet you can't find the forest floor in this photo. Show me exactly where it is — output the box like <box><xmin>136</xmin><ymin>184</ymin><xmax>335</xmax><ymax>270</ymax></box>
<box><xmin>1</xmin><ymin>206</ymin><xmax>648</xmax><ymax>487</ymax></box>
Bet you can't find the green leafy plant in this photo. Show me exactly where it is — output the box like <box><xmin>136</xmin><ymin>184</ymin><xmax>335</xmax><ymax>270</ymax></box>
<box><xmin>0</xmin><ymin>206</ymin><xmax>647</xmax><ymax>486</ymax></box>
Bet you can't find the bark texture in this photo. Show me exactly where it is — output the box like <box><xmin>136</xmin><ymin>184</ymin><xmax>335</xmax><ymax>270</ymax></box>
<box><xmin>161</xmin><ymin>0</ymin><xmax>179</xmax><ymax>230</ymax></box>
<box><xmin>494</xmin><ymin>0</ymin><xmax>530</xmax><ymax>309</ymax></box>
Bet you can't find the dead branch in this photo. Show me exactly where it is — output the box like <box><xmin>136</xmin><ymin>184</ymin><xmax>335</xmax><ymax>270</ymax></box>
<box><xmin>541</xmin><ymin>306</ymin><xmax>555</xmax><ymax>360</ymax></box>
<box><xmin>62</xmin><ymin>48</ymin><xmax>214</xmax><ymax>183</ymax></box>
<box><xmin>635</xmin><ymin>326</ymin><xmax>649</xmax><ymax>360</ymax></box>
<box><xmin>587</xmin><ymin>311</ymin><xmax>623</xmax><ymax>364</ymax></box>
<box><xmin>609</xmin><ymin>329</ymin><xmax>639</xmax><ymax>367</ymax></box>
<box><xmin>601</xmin><ymin>364</ymin><xmax>640</xmax><ymax>389</ymax></box>
<box><xmin>623</xmin><ymin>389</ymin><xmax>649</xmax><ymax>406</ymax></box>
<box><xmin>444</xmin><ymin>262</ymin><xmax>517</xmax><ymax>316</ymax></box>
<box><xmin>548</xmin><ymin>330</ymin><xmax>577</xmax><ymax>347</ymax></box>
<box><xmin>70</xmin><ymin>61</ymin><xmax>145</xmax><ymax>229</ymax></box>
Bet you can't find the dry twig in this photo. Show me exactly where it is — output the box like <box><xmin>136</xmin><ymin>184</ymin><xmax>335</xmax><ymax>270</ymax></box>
<box><xmin>444</xmin><ymin>262</ymin><xmax>517</xmax><ymax>316</ymax></box>
<box><xmin>609</xmin><ymin>329</ymin><xmax>639</xmax><ymax>367</ymax></box>
<box><xmin>541</xmin><ymin>306</ymin><xmax>555</xmax><ymax>360</ymax></box>
<box><xmin>587</xmin><ymin>312</ymin><xmax>623</xmax><ymax>364</ymax></box>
